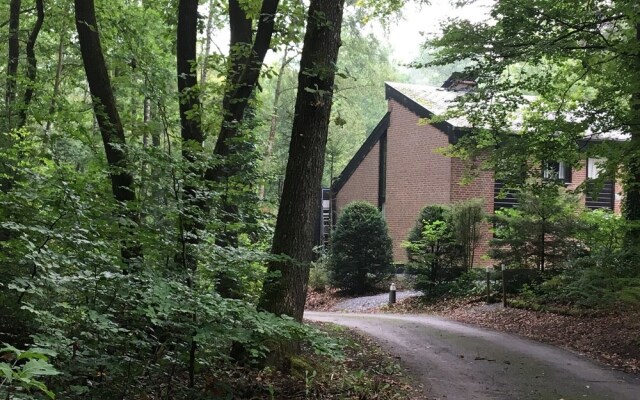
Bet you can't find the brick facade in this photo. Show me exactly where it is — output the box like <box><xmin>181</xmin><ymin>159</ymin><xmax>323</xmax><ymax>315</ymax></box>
<box><xmin>450</xmin><ymin>158</ymin><xmax>495</xmax><ymax>265</ymax></box>
<box><xmin>385</xmin><ymin>99</ymin><xmax>452</xmax><ymax>262</ymax></box>
<box><xmin>335</xmin><ymin>142</ymin><xmax>379</xmax><ymax>214</ymax></box>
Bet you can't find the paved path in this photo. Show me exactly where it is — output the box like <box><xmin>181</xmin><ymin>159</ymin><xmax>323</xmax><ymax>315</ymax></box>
<box><xmin>305</xmin><ymin>312</ymin><xmax>640</xmax><ymax>400</ymax></box>
<box><xmin>331</xmin><ymin>290</ymin><xmax>421</xmax><ymax>311</ymax></box>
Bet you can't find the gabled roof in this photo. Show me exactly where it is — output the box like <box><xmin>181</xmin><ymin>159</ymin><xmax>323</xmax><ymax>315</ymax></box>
<box><xmin>385</xmin><ymin>82</ymin><xmax>469</xmax><ymax>128</ymax></box>
<box><xmin>384</xmin><ymin>82</ymin><xmax>467</xmax><ymax>144</ymax></box>
<box><xmin>331</xmin><ymin>112</ymin><xmax>389</xmax><ymax>194</ymax></box>
<box><xmin>385</xmin><ymin>82</ymin><xmax>629</xmax><ymax>142</ymax></box>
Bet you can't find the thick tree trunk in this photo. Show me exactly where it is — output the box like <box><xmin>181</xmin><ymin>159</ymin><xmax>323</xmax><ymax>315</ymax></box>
<box><xmin>6</xmin><ymin>0</ymin><xmax>21</xmax><ymax>127</ymax></box>
<box><xmin>74</xmin><ymin>0</ymin><xmax>141</xmax><ymax>265</ymax></box>
<box><xmin>18</xmin><ymin>0</ymin><xmax>44</xmax><ymax>128</ymax></box>
<box><xmin>177</xmin><ymin>1</ymin><xmax>205</xmax><ymax>387</ymax></box>
<box><xmin>624</xmin><ymin>22</ymin><xmax>640</xmax><ymax>248</ymax></box>
<box><xmin>258</xmin><ymin>0</ymin><xmax>346</xmax><ymax>322</ymax></box>
<box><xmin>177</xmin><ymin>0</ymin><xmax>206</xmax><ymax>262</ymax></box>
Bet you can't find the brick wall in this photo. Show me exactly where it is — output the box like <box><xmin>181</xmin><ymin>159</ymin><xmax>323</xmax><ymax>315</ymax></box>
<box><xmin>566</xmin><ymin>160</ymin><xmax>586</xmax><ymax>203</ymax></box>
<box><xmin>335</xmin><ymin>142</ymin><xmax>379</xmax><ymax>215</ymax></box>
<box><xmin>386</xmin><ymin>99</ymin><xmax>452</xmax><ymax>263</ymax></box>
<box><xmin>450</xmin><ymin>158</ymin><xmax>495</xmax><ymax>266</ymax></box>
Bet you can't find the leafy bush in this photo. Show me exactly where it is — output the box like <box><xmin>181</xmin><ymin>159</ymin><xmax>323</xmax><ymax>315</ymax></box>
<box><xmin>489</xmin><ymin>184</ymin><xmax>582</xmax><ymax>271</ymax></box>
<box><xmin>450</xmin><ymin>199</ymin><xmax>485</xmax><ymax>269</ymax></box>
<box><xmin>403</xmin><ymin>205</ymin><xmax>464</xmax><ymax>293</ymax></box>
<box><xmin>0</xmin><ymin>345</ymin><xmax>59</xmax><ymax>399</ymax></box>
<box><xmin>329</xmin><ymin>202</ymin><xmax>394</xmax><ymax>294</ymax></box>
<box><xmin>309</xmin><ymin>254</ymin><xmax>330</xmax><ymax>292</ymax></box>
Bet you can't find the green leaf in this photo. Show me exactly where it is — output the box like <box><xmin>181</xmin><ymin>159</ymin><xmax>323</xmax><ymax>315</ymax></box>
<box><xmin>19</xmin><ymin>359</ymin><xmax>60</xmax><ymax>379</ymax></box>
<box><xmin>0</xmin><ymin>362</ymin><xmax>14</xmax><ymax>383</ymax></box>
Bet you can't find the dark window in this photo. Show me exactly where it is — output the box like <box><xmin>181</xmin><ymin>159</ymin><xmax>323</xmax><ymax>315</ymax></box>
<box><xmin>494</xmin><ymin>179</ymin><xmax>519</xmax><ymax>211</ymax></box>
<box><xmin>586</xmin><ymin>158</ymin><xmax>614</xmax><ymax>210</ymax></box>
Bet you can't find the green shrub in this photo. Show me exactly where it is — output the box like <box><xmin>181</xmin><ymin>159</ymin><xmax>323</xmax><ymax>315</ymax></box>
<box><xmin>309</xmin><ymin>254</ymin><xmax>330</xmax><ymax>292</ymax></box>
<box><xmin>450</xmin><ymin>199</ymin><xmax>486</xmax><ymax>269</ymax></box>
<box><xmin>329</xmin><ymin>202</ymin><xmax>394</xmax><ymax>294</ymax></box>
<box><xmin>489</xmin><ymin>184</ymin><xmax>582</xmax><ymax>271</ymax></box>
<box><xmin>403</xmin><ymin>205</ymin><xmax>464</xmax><ymax>293</ymax></box>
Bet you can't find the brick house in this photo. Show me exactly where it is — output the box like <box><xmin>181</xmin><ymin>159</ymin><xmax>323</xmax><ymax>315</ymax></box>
<box><xmin>330</xmin><ymin>80</ymin><xmax>623</xmax><ymax>265</ymax></box>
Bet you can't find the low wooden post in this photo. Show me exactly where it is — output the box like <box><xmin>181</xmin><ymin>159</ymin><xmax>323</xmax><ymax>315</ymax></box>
<box><xmin>502</xmin><ymin>265</ymin><xmax>507</xmax><ymax>308</ymax></box>
<box><xmin>389</xmin><ymin>283</ymin><xmax>396</xmax><ymax>305</ymax></box>
<box><xmin>486</xmin><ymin>267</ymin><xmax>491</xmax><ymax>304</ymax></box>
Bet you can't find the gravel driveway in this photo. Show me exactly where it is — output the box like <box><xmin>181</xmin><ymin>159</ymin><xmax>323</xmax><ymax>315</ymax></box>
<box><xmin>330</xmin><ymin>290</ymin><xmax>422</xmax><ymax>312</ymax></box>
<box><xmin>305</xmin><ymin>312</ymin><xmax>640</xmax><ymax>400</ymax></box>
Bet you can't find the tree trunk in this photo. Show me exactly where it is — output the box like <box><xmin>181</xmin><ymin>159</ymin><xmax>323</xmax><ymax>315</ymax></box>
<box><xmin>259</xmin><ymin>0</ymin><xmax>346</xmax><ymax>322</ymax></box>
<box><xmin>624</xmin><ymin>22</ymin><xmax>640</xmax><ymax>249</ymax></box>
<box><xmin>206</xmin><ymin>0</ymin><xmax>279</xmax><ymax>296</ymax></box>
<box><xmin>211</xmin><ymin>0</ymin><xmax>278</xmax><ymax>164</ymax></box>
<box><xmin>177</xmin><ymin>0</ymin><xmax>206</xmax><ymax>265</ymax></box>
<box><xmin>142</xmin><ymin>97</ymin><xmax>150</xmax><ymax>148</ymax></box>
<box><xmin>177</xmin><ymin>1</ymin><xmax>205</xmax><ymax>386</ymax></box>
<box><xmin>74</xmin><ymin>0</ymin><xmax>141</xmax><ymax>266</ymax></box>
<box><xmin>6</xmin><ymin>0</ymin><xmax>21</xmax><ymax>128</ymax></box>
<box><xmin>18</xmin><ymin>0</ymin><xmax>44</xmax><ymax>128</ymax></box>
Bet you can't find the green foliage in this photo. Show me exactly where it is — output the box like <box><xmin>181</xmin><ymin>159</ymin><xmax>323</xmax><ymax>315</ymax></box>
<box><xmin>499</xmin><ymin>208</ymin><xmax>640</xmax><ymax>310</ymax></box>
<box><xmin>403</xmin><ymin>205</ymin><xmax>464</xmax><ymax>293</ymax></box>
<box><xmin>450</xmin><ymin>198</ymin><xmax>485</xmax><ymax>269</ymax></box>
<box><xmin>426</xmin><ymin>0</ymin><xmax>640</xmax><ymax>238</ymax></box>
<box><xmin>490</xmin><ymin>185</ymin><xmax>583</xmax><ymax>271</ymax></box>
<box><xmin>308</xmin><ymin>253</ymin><xmax>331</xmax><ymax>292</ymax></box>
<box><xmin>0</xmin><ymin>345</ymin><xmax>59</xmax><ymax>399</ymax></box>
<box><xmin>0</xmin><ymin>0</ymin><xmax>412</xmax><ymax>393</ymax></box>
<box><xmin>329</xmin><ymin>202</ymin><xmax>394</xmax><ymax>294</ymax></box>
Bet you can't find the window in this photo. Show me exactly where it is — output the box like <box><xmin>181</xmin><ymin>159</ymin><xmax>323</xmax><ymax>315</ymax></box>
<box><xmin>543</xmin><ymin>161</ymin><xmax>571</xmax><ymax>183</ymax></box>
<box><xmin>587</xmin><ymin>158</ymin><xmax>606</xmax><ymax>179</ymax></box>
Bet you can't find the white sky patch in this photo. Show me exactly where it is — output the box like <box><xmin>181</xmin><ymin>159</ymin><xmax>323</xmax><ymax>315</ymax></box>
<box><xmin>381</xmin><ymin>0</ymin><xmax>494</xmax><ymax>64</ymax></box>
<box><xmin>202</xmin><ymin>0</ymin><xmax>494</xmax><ymax>68</ymax></box>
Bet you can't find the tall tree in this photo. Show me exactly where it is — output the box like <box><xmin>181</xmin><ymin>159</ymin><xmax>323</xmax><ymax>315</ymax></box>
<box><xmin>210</xmin><ymin>0</ymin><xmax>279</xmax><ymax>168</ymax></box>
<box><xmin>208</xmin><ymin>0</ymin><xmax>280</xmax><ymax>298</ymax></box>
<box><xmin>259</xmin><ymin>0</ymin><xmax>346</xmax><ymax>322</ymax></box>
<box><xmin>6</xmin><ymin>0</ymin><xmax>21</xmax><ymax>128</ymax></box>
<box><xmin>19</xmin><ymin>0</ymin><xmax>45</xmax><ymax>128</ymax></box>
<box><xmin>74</xmin><ymin>0</ymin><xmax>141</xmax><ymax>265</ymax></box>
<box><xmin>177</xmin><ymin>0</ymin><xmax>205</xmax><ymax>386</ymax></box>
<box><xmin>177</xmin><ymin>0</ymin><xmax>205</xmax><ymax>267</ymax></box>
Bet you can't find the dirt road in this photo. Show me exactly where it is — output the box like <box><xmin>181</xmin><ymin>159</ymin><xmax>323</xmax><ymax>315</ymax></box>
<box><xmin>305</xmin><ymin>312</ymin><xmax>640</xmax><ymax>400</ymax></box>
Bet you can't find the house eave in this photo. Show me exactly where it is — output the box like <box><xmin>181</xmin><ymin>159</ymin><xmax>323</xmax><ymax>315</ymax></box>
<box><xmin>331</xmin><ymin>112</ymin><xmax>390</xmax><ymax>194</ymax></box>
<box><xmin>384</xmin><ymin>83</ymin><xmax>465</xmax><ymax>144</ymax></box>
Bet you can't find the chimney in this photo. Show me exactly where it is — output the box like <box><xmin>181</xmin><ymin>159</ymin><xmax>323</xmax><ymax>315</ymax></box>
<box><xmin>441</xmin><ymin>72</ymin><xmax>477</xmax><ymax>92</ymax></box>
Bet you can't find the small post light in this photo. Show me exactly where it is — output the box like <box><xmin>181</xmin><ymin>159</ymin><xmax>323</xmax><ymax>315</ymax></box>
<box><xmin>389</xmin><ymin>283</ymin><xmax>397</xmax><ymax>305</ymax></box>
<box><xmin>501</xmin><ymin>265</ymin><xmax>507</xmax><ymax>308</ymax></box>
<box><xmin>485</xmin><ymin>267</ymin><xmax>491</xmax><ymax>304</ymax></box>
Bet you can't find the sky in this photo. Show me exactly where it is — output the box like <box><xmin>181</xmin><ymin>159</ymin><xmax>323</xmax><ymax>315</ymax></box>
<box><xmin>206</xmin><ymin>0</ymin><xmax>494</xmax><ymax>70</ymax></box>
<box><xmin>201</xmin><ymin>0</ymin><xmax>494</xmax><ymax>80</ymax></box>
<box><xmin>383</xmin><ymin>0</ymin><xmax>493</xmax><ymax>64</ymax></box>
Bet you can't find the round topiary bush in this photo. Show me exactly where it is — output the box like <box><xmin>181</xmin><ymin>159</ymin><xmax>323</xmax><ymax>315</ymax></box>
<box><xmin>329</xmin><ymin>201</ymin><xmax>394</xmax><ymax>294</ymax></box>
